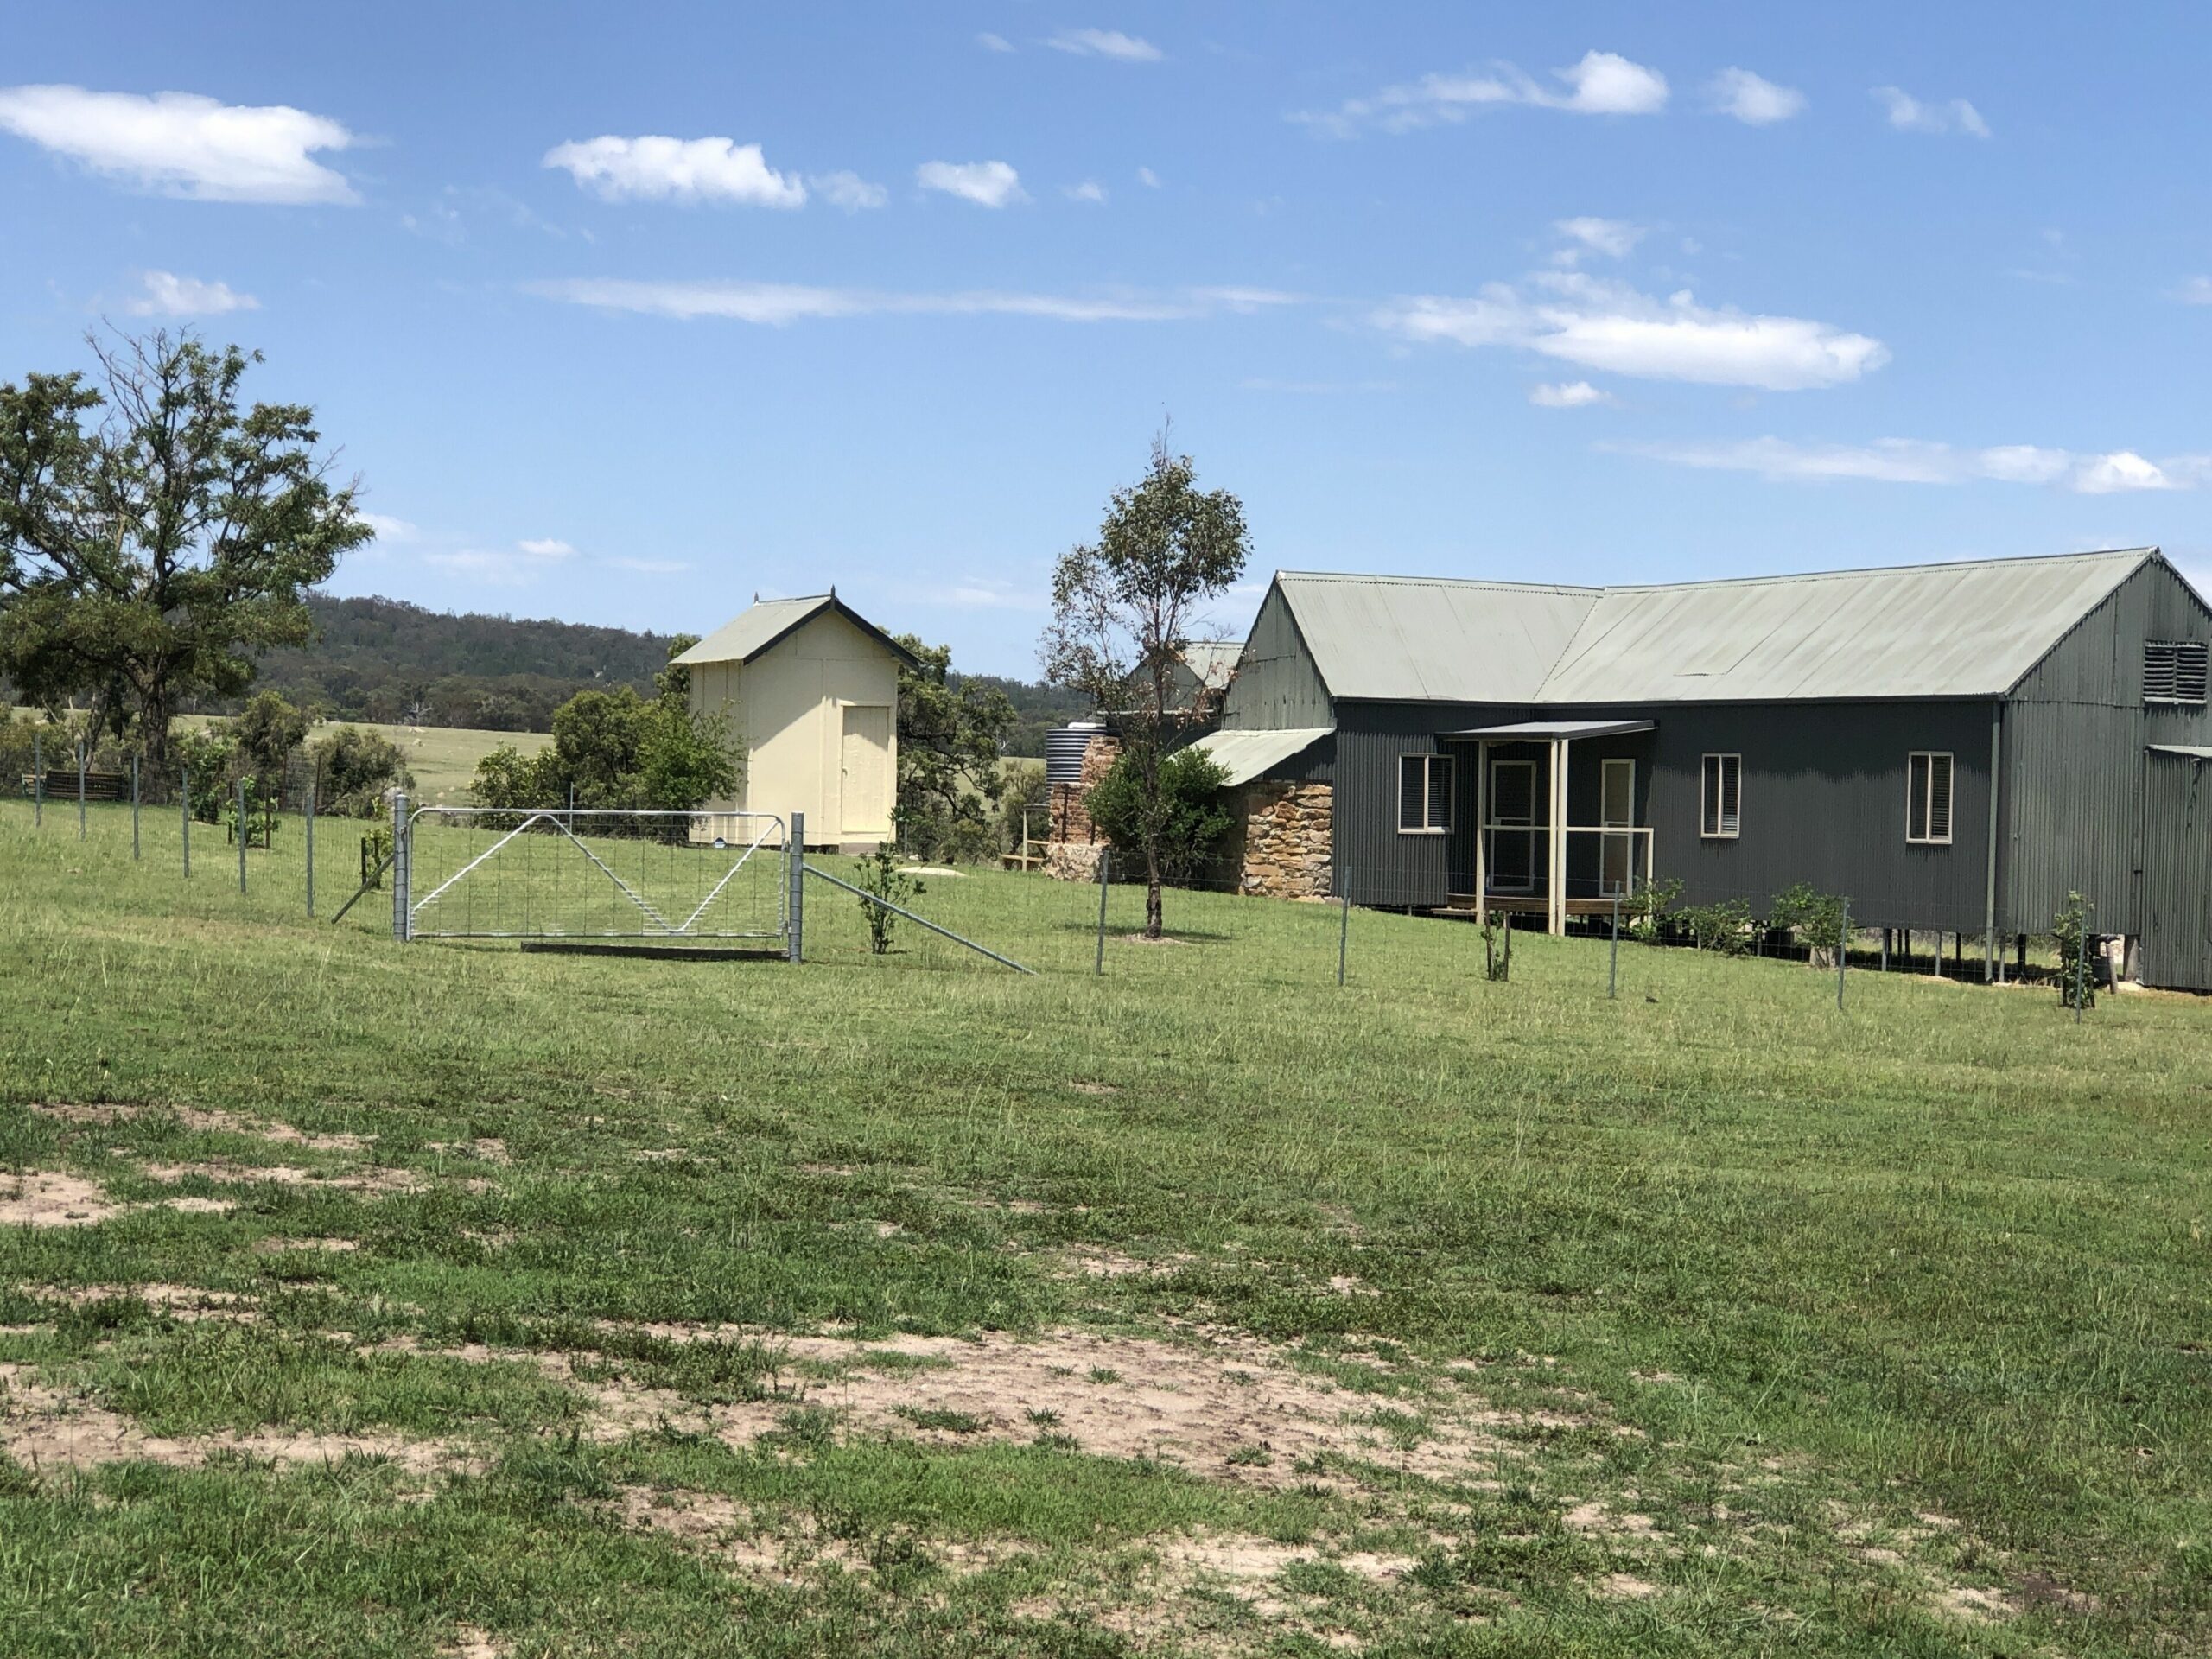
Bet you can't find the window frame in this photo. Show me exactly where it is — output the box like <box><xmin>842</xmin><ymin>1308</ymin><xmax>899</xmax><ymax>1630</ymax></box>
<box><xmin>1906</xmin><ymin>750</ymin><xmax>1955</xmax><ymax>846</ymax></box>
<box><xmin>2145</xmin><ymin>639</ymin><xmax>2210</xmax><ymax>706</ymax></box>
<box><xmin>1396</xmin><ymin>752</ymin><xmax>1453</xmax><ymax>836</ymax></box>
<box><xmin>1699</xmin><ymin>753</ymin><xmax>1742</xmax><ymax>841</ymax></box>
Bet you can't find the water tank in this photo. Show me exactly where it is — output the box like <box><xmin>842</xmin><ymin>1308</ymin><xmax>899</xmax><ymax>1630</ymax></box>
<box><xmin>1045</xmin><ymin>721</ymin><xmax>1105</xmax><ymax>786</ymax></box>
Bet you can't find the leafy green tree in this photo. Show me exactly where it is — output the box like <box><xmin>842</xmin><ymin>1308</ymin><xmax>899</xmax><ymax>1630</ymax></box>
<box><xmin>1041</xmin><ymin>433</ymin><xmax>1249</xmax><ymax>936</ymax></box>
<box><xmin>309</xmin><ymin>725</ymin><xmax>415</xmax><ymax>817</ymax></box>
<box><xmin>234</xmin><ymin>690</ymin><xmax>313</xmax><ymax>791</ymax></box>
<box><xmin>893</xmin><ymin>633</ymin><xmax>1017</xmax><ymax>861</ymax></box>
<box><xmin>0</xmin><ymin>329</ymin><xmax>372</xmax><ymax>790</ymax></box>
<box><xmin>1084</xmin><ymin>746</ymin><xmax>1234</xmax><ymax>887</ymax></box>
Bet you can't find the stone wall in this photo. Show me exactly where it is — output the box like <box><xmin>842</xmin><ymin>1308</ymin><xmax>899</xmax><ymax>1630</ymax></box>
<box><xmin>1044</xmin><ymin>734</ymin><xmax>1121</xmax><ymax>880</ymax></box>
<box><xmin>1227</xmin><ymin>779</ymin><xmax>1334</xmax><ymax>899</ymax></box>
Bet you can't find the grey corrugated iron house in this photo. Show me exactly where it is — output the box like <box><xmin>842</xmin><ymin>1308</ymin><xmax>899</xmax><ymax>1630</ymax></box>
<box><xmin>1193</xmin><ymin>546</ymin><xmax>2212</xmax><ymax>988</ymax></box>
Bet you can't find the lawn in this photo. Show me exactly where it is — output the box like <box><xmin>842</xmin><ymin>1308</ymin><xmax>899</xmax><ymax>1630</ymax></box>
<box><xmin>1</xmin><ymin>798</ymin><xmax>2208</xmax><ymax>1656</ymax></box>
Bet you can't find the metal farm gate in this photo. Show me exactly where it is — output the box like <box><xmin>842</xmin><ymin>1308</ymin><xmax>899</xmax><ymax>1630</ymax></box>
<box><xmin>391</xmin><ymin>798</ymin><xmax>794</xmax><ymax>950</ymax></box>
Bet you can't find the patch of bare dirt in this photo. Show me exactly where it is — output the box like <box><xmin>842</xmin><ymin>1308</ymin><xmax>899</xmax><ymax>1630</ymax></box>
<box><xmin>1116</xmin><ymin>932</ymin><xmax>1191</xmax><ymax>945</ymax></box>
<box><xmin>139</xmin><ymin>1160</ymin><xmax>429</xmax><ymax>1196</ymax></box>
<box><xmin>0</xmin><ymin>1361</ymin><xmax>474</xmax><ymax>1477</ymax></box>
<box><xmin>161</xmin><ymin>1195</ymin><xmax>236</xmax><ymax>1214</ymax></box>
<box><xmin>252</xmin><ymin>1236</ymin><xmax>359</xmax><ymax>1254</ymax></box>
<box><xmin>0</xmin><ymin>1172</ymin><xmax>122</xmax><ymax>1229</ymax></box>
<box><xmin>28</xmin><ymin>1102</ymin><xmax>373</xmax><ymax>1152</ymax></box>
<box><xmin>26</xmin><ymin>1284</ymin><xmax>257</xmax><ymax>1322</ymax></box>
<box><xmin>1565</xmin><ymin>1500</ymin><xmax>1657</xmax><ymax>1538</ymax></box>
<box><xmin>442</xmin><ymin>1627</ymin><xmax>510</xmax><ymax>1659</ymax></box>
<box><xmin>430</xmin><ymin>1139</ymin><xmax>510</xmax><ymax>1164</ymax></box>
<box><xmin>1063</xmin><ymin>1249</ymin><xmax>1197</xmax><ymax>1280</ymax></box>
<box><xmin>1597</xmin><ymin>1572</ymin><xmax>1662</xmax><ymax>1599</ymax></box>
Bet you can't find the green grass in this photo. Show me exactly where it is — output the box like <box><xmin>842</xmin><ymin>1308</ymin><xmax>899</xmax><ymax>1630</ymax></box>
<box><xmin>175</xmin><ymin>715</ymin><xmax>550</xmax><ymax>804</ymax></box>
<box><xmin>2</xmin><ymin>798</ymin><xmax>2209</xmax><ymax>1655</ymax></box>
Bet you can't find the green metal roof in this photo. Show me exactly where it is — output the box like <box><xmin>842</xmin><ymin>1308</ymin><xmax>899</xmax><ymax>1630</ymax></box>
<box><xmin>1271</xmin><ymin>548</ymin><xmax>2161</xmax><ymax>705</ymax></box>
<box><xmin>673</xmin><ymin>594</ymin><xmax>922</xmax><ymax>671</ymax></box>
<box><xmin>1186</xmin><ymin>726</ymin><xmax>1331</xmax><ymax>786</ymax></box>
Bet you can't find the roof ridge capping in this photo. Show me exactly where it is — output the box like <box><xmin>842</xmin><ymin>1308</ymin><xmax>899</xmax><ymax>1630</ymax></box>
<box><xmin>1274</xmin><ymin>569</ymin><xmax>1603</xmax><ymax>595</ymax></box>
<box><xmin>1595</xmin><ymin>545</ymin><xmax>2158</xmax><ymax>595</ymax></box>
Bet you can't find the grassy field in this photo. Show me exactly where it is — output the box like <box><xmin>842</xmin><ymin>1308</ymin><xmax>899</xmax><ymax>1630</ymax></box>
<box><xmin>2</xmin><ymin>799</ymin><xmax>2209</xmax><ymax>1656</ymax></box>
<box><xmin>175</xmin><ymin>716</ymin><xmax>550</xmax><ymax>805</ymax></box>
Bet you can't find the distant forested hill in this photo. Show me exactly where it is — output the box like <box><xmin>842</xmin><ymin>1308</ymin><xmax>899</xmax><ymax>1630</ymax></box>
<box><xmin>225</xmin><ymin>594</ymin><xmax>1080</xmax><ymax>751</ymax></box>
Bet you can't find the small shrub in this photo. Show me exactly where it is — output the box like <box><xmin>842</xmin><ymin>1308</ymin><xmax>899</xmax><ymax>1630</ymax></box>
<box><xmin>852</xmin><ymin>845</ymin><xmax>924</xmax><ymax>954</ymax></box>
<box><xmin>1482</xmin><ymin>912</ymin><xmax>1513</xmax><ymax>982</ymax></box>
<box><xmin>1626</xmin><ymin>877</ymin><xmax>1682</xmax><ymax>944</ymax></box>
<box><xmin>1678</xmin><ymin>898</ymin><xmax>1753</xmax><ymax>954</ymax></box>
<box><xmin>1768</xmin><ymin>882</ymin><xmax>1848</xmax><ymax>966</ymax></box>
<box><xmin>2054</xmin><ymin>891</ymin><xmax>2096</xmax><ymax>1010</ymax></box>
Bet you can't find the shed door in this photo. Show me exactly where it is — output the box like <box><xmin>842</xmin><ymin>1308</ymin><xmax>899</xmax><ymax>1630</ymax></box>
<box><xmin>2142</xmin><ymin>754</ymin><xmax>2212</xmax><ymax>989</ymax></box>
<box><xmin>839</xmin><ymin>704</ymin><xmax>892</xmax><ymax>840</ymax></box>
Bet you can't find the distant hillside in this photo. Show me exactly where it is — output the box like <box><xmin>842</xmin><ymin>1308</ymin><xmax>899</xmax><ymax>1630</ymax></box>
<box><xmin>230</xmin><ymin>594</ymin><xmax>677</xmax><ymax>732</ymax></box>
<box><xmin>227</xmin><ymin>594</ymin><xmax>1079</xmax><ymax>752</ymax></box>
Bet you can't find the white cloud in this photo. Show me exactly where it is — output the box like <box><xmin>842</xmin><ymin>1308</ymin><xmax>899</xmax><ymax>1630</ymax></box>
<box><xmin>543</xmin><ymin>135</ymin><xmax>807</xmax><ymax>207</ymax></box>
<box><xmin>1529</xmin><ymin>380</ymin><xmax>1613</xmax><ymax>408</ymax></box>
<box><xmin>2174</xmin><ymin>276</ymin><xmax>2212</xmax><ymax>305</ymax></box>
<box><xmin>607</xmin><ymin>556</ymin><xmax>690</xmax><ymax>575</ymax></box>
<box><xmin>1554</xmin><ymin>216</ymin><xmax>1643</xmax><ymax>258</ymax></box>
<box><xmin>359</xmin><ymin>512</ymin><xmax>420</xmax><ymax>543</ymax></box>
<box><xmin>1374</xmin><ymin>270</ymin><xmax>1887</xmax><ymax>391</ymax></box>
<box><xmin>1298</xmin><ymin>49</ymin><xmax>1667</xmax><ymax>136</ymax></box>
<box><xmin>1708</xmin><ymin>67</ymin><xmax>1805</xmax><ymax>125</ymax></box>
<box><xmin>530</xmin><ymin>277</ymin><xmax>1289</xmax><ymax>326</ymax></box>
<box><xmin>915</xmin><ymin>159</ymin><xmax>1026</xmax><ymax>207</ymax></box>
<box><xmin>1136</xmin><ymin>166</ymin><xmax>1161</xmax><ymax>188</ymax></box>
<box><xmin>976</xmin><ymin>31</ymin><xmax>1014</xmax><ymax>53</ymax></box>
<box><xmin>1063</xmin><ymin>180</ymin><xmax>1108</xmax><ymax>203</ymax></box>
<box><xmin>423</xmin><ymin>549</ymin><xmax>538</xmax><ymax>586</ymax></box>
<box><xmin>1046</xmin><ymin>29</ymin><xmax>1162</xmax><ymax>62</ymax></box>
<box><xmin>124</xmin><ymin>270</ymin><xmax>258</xmax><ymax>317</ymax></box>
<box><xmin>0</xmin><ymin>84</ymin><xmax>356</xmax><ymax>204</ymax></box>
<box><xmin>812</xmin><ymin>170</ymin><xmax>887</xmax><ymax>211</ymax></box>
<box><xmin>1618</xmin><ymin>436</ymin><xmax>2201</xmax><ymax>493</ymax></box>
<box><xmin>1872</xmin><ymin>86</ymin><xmax>1990</xmax><ymax>138</ymax></box>
<box><xmin>516</xmin><ymin>537</ymin><xmax>578</xmax><ymax>559</ymax></box>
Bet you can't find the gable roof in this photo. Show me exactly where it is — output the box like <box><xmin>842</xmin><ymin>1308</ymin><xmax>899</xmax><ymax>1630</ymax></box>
<box><xmin>1271</xmin><ymin>572</ymin><xmax>1599</xmax><ymax>703</ymax></box>
<box><xmin>1176</xmin><ymin>639</ymin><xmax>1244</xmax><ymax>692</ymax></box>
<box><xmin>1269</xmin><ymin>548</ymin><xmax>2162</xmax><ymax>706</ymax></box>
<box><xmin>674</xmin><ymin>594</ymin><xmax>922</xmax><ymax>671</ymax></box>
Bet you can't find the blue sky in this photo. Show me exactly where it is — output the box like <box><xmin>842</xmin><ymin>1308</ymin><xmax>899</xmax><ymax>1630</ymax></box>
<box><xmin>6</xmin><ymin>3</ymin><xmax>2212</xmax><ymax>676</ymax></box>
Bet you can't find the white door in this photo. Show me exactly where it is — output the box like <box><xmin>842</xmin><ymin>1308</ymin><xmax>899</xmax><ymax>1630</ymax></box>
<box><xmin>1489</xmin><ymin>759</ymin><xmax>1536</xmax><ymax>893</ymax></box>
<box><xmin>839</xmin><ymin>705</ymin><xmax>892</xmax><ymax>841</ymax></box>
<box><xmin>1600</xmin><ymin>758</ymin><xmax>1635</xmax><ymax>895</ymax></box>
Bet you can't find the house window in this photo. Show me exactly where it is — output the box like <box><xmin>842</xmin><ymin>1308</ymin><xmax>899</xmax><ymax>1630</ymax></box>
<box><xmin>1700</xmin><ymin>753</ymin><xmax>1741</xmax><ymax>839</ymax></box>
<box><xmin>1907</xmin><ymin>752</ymin><xmax>1954</xmax><ymax>845</ymax></box>
<box><xmin>1398</xmin><ymin>753</ymin><xmax>1452</xmax><ymax>834</ymax></box>
<box><xmin>2145</xmin><ymin>640</ymin><xmax>2209</xmax><ymax>704</ymax></box>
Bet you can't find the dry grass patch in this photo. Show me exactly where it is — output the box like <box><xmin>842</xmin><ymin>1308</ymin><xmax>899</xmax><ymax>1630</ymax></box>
<box><xmin>0</xmin><ymin>1171</ymin><xmax>122</xmax><ymax>1229</ymax></box>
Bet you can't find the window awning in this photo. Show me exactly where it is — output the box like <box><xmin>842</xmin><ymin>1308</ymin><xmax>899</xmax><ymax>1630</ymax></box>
<box><xmin>1442</xmin><ymin>720</ymin><xmax>1656</xmax><ymax>741</ymax></box>
<box><xmin>1184</xmin><ymin>726</ymin><xmax>1332</xmax><ymax>786</ymax></box>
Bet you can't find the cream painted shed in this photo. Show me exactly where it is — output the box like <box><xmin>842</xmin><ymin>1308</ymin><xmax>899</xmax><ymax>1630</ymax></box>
<box><xmin>673</xmin><ymin>594</ymin><xmax>918</xmax><ymax>852</ymax></box>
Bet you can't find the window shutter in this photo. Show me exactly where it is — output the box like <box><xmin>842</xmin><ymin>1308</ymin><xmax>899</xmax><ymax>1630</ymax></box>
<box><xmin>1427</xmin><ymin>756</ymin><xmax>1452</xmax><ymax>830</ymax></box>
<box><xmin>1909</xmin><ymin>753</ymin><xmax>1929</xmax><ymax>840</ymax></box>
<box><xmin>1928</xmin><ymin>753</ymin><xmax>1952</xmax><ymax>842</ymax></box>
<box><xmin>1398</xmin><ymin>756</ymin><xmax>1422</xmax><ymax>831</ymax></box>
<box><xmin>1719</xmin><ymin>756</ymin><xmax>1741</xmax><ymax>836</ymax></box>
<box><xmin>2146</xmin><ymin>641</ymin><xmax>2177</xmax><ymax>702</ymax></box>
<box><xmin>2179</xmin><ymin>643</ymin><xmax>2209</xmax><ymax>703</ymax></box>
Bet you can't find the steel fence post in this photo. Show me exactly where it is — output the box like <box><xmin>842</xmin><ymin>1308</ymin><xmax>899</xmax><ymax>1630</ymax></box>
<box><xmin>32</xmin><ymin>733</ymin><xmax>40</xmax><ymax>828</ymax></box>
<box><xmin>236</xmin><ymin>779</ymin><xmax>247</xmax><ymax>894</ymax></box>
<box><xmin>391</xmin><ymin>791</ymin><xmax>410</xmax><ymax>941</ymax></box>
<box><xmin>131</xmin><ymin>754</ymin><xmax>141</xmax><ymax>860</ymax></box>
<box><xmin>305</xmin><ymin>767</ymin><xmax>315</xmax><ymax>918</ymax></box>
<box><xmin>77</xmin><ymin>741</ymin><xmax>86</xmax><ymax>839</ymax></box>
<box><xmin>1095</xmin><ymin>848</ymin><xmax>1109</xmax><ymax>976</ymax></box>
<box><xmin>1610</xmin><ymin>893</ymin><xmax>1619</xmax><ymax>1000</ymax></box>
<box><xmin>1838</xmin><ymin>899</ymin><xmax>1848</xmax><ymax>1010</ymax></box>
<box><xmin>181</xmin><ymin>766</ymin><xmax>190</xmax><ymax>877</ymax></box>
<box><xmin>1338</xmin><ymin>884</ymin><xmax>1350</xmax><ymax>986</ymax></box>
<box><xmin>786</xmin><ymin>810</ymin><xmax>804</xmax><ymax>963</ymax></box>
<box><xmin>2075</xmin><ymin>921</ymin><xmax>2086</xmax><ymax>1023</ymax></box>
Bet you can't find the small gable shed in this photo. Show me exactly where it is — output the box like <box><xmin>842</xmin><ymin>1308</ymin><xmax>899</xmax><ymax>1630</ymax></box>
<box><xmin>674</xmin><ymin>594</ymin><xmax>919</xmax><ymax>852</ymax></box>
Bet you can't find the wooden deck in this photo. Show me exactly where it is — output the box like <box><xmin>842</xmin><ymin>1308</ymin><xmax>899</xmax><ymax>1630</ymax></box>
<box><xmin>1441</xmin><ymin>893</ymin><xmax>1630</xmax><ymax>918</ymax></box>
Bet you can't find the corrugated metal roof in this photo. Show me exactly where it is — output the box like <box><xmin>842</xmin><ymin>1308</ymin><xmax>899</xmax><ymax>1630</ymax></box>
<box><xmin>1186</xmin><ymin>726</ymin><xmax>1331</xmax><ymax>786</ymax></box>
<box><xmin>674</xmin><ymin>594</ymin><xmax>921</xmax><ymax>670</ymax></box>
<box><xmin>1270</xmin><ymin>549</ymin><xmax>2157</xmax><ymax>706</ymax></box>
<box><xmin>1274</xmin><ymin>573</ymin><xmax>1599</xmax><ymax>702</ymax></box>
<box><xmin>2149</xmin><ymin>744</ymin><xmax>2212</xmax><ymax>760</ymax></box>
<box><xmin>1446</xmin><ymin>720</ymin><xmax>1656</xmax><ymax>740</ymax></box>
<box><xmin>1178</xmin><ymin>639</ymin><xmax>1244</xmax><ymax>691</ymax></box>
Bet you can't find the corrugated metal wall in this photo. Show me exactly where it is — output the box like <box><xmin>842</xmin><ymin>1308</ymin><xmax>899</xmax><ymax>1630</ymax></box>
<box><xmin>2004</xmin><ymin>559</ymin><xmax>2212</xmax><ymax>938</ymax></box>
<box><xmin>2142</xmin><ymin>752</ymin><xmax>2212</xmax><ymax>988</ymax></box>
<box><xmin>1217</xmin><ymin>586</ymin><xmax>1332</xmax><ymax>731</ymax></box>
